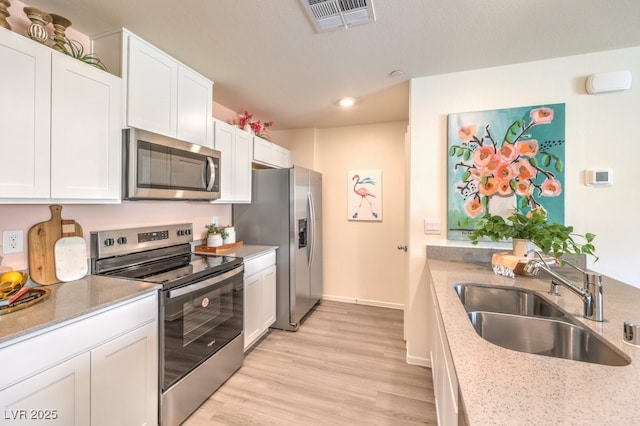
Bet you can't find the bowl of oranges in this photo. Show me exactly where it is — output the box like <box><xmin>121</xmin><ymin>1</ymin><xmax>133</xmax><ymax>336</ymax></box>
<box><xmin>0</xmin><ymin>271</ymin><xmax>29</xmax><ymax>300</ymax></box>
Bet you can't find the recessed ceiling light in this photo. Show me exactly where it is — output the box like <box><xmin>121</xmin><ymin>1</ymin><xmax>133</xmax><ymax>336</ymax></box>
<box><xmin>390</xmin><ymin>69</ymin><xmax>404</xmax><ymax>78</ymax></box>
<box><xmin>339</xmin><ymin>97</ymin><xmax>356</xmax><ymax>107</ymax></box>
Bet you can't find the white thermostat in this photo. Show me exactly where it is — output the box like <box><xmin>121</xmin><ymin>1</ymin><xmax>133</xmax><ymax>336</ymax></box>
<box><xmin>585</xmin><ymin>168</ymin><xmax>613</xmax><ymax>186</ymax></box>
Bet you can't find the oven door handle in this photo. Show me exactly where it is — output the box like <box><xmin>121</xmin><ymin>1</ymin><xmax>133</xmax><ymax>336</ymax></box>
<box><xmin>167</xmin><ymin>265</ymin><xmax>243</xmax><ymax>299</ymax></box>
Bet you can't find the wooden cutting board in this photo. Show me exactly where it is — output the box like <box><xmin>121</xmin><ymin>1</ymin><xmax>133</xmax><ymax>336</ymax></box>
<box><xmin>28</xmin><ymin>205</ymin><xmax>84</xmax><ymax>285</ymax></box>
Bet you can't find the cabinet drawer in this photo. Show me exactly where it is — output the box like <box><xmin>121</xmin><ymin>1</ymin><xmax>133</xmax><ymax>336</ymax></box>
<box><xmin>244</xmin><ymin>251</ymin><xmax>276</xmax><ymax>277</ymax></box>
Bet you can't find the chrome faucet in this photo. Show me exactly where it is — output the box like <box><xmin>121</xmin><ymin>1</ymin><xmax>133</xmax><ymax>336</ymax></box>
<box><xmin>523</xmin><ymin>252</ymin><xmax>604</xmax><ymax>322</ymax></box>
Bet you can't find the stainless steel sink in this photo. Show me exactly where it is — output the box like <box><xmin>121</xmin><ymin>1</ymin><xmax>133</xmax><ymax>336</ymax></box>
<box><xmin>455</xmin><ymin>283</ymin><xmax>631</xmax><ymax>366</ymax></box>
<box><xmin>468</xmin><ymin>311</ymin><xmax>631</xmax><ymax>366</ymax></box>
<box><xmin>454</xmin><ymin>283</ymin><xmax>566</xmax><ymax>319</ymax></box>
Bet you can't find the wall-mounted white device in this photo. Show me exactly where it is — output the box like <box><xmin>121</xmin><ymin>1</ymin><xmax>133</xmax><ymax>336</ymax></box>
<box><xmin>586</xmin><ymin>70</ymin><xmax>632</xmax><ymax>94</ymax></box>
<box><xmin>584</xmin><ymin>168</ymin><xmax>613</xmax><ymax>186</ymax></box>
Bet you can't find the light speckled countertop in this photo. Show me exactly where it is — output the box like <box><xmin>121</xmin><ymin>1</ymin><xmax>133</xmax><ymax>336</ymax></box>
<box><xmin>196</xmin><ymin>244</ymin><xmax>278</xmax><ymax>260</ymax></box>
<box><xmin>0</xmin><ymin>275</ymin><xmax>159</xmax><ymax>348</ymax></box>
<box><xmin>427</xmin><ymin>252</ymin><xmax>640</xmax><ymax>425</ymax></box>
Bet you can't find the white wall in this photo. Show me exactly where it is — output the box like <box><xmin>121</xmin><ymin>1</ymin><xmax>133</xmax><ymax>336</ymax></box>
<box><xmin>406</xmin><ymin>46</ymin><xmax>640</xmax><ymax>363</ymax></box>
<box><xmin>0</xmin><ymin>203</ymin><xmax>231</xmax><ymax>271</ymax></box>
<box><xmin>278</xmin><ymin>122</ymin><xmax>407</xmax><ymax>308</ymax></box>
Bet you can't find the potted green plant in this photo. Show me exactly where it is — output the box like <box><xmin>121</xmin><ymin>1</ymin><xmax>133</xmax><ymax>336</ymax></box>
<box><xmin>468</xmin><ymin>208</ymin><xmax>597</xmax><ymax>261</ymax></box>
<box><xmin>204</xmin><ymin>224</ymin><xmax>228</xmax><ymax>247</ymax></box>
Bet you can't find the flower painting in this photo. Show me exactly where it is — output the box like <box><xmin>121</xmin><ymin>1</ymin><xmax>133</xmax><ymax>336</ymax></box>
<box><xmin>348</xmin><ymin>170</ymin><xmax>382</xmax><ymax>221</ymax></box>
<box><xmin>447</xmin><ymin>103</ymin><xmax>566</xmax><ymax>240</ymax></box>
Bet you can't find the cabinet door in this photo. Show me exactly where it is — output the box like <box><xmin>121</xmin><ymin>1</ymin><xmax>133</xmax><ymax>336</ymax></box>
<box><xmin>234</xmin><ymin>128</ymin><xmax>253</xmax><ymax>202</ymax></box>
<box><xmin>0</xmin><ymin>352</ymin><xmax>90</xmax><ymax>425</ymax></box>
<box><xmin>244</xmin><ymin>272</ymin><xmax>262</xmax><ymax>351</ymax></box>
<box><xmin>91</xmin><ymin>322</ymin><xmax>158</xmax><ymax>426</ymax></box>
<box><xmin>253</xmin><ymin>136</ymin><xmax>274</xmax><ymax>166</ymax></box>
<box><xmin>261</xmin><ymin>265</ymin><xmax>277</xmax><ymax>329</ymax></box>
<box><xmin>177</xmin><ymin>66</ymin><xmax>213</xmax><ymax>147</ymax></box>
<box><xmin>213</xmin><ymin>119</ymin><xmax>235</xmax><ymax>202</ymax></box>
<box><xmin>126</xmin><ymin>35</ymin><xmax>177</xmax><ymax>138</ymax></box>
<box><xmin>0</xmin><ymin>29</ymin><xmax>51</xmax><ymax>199</ymax></box>
<box><xmin>273</xmin><ymin>144</ymin><xmax>291</xmax><ymax>168</ymax></box>
<box><xmin>50</xmin><ymin>53</ymin><xmax>122</xmax><ymax>201</ymax></box>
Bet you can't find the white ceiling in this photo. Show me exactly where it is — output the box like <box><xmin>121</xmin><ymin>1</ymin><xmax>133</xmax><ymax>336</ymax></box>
<box><xmin>24</xmin><ymin>0</ymin><xmax>640</xmax><ymax>130</ymax></box>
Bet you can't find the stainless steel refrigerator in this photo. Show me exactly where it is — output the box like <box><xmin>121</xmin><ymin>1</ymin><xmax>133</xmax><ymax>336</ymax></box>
<box><xmin>233</xmin><ymin>166</ymin><xmax>323</xmax><ymax>331</ymax></box>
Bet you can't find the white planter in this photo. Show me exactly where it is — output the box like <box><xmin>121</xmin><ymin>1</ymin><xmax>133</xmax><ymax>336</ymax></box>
<box><xmin>206</xmin><ymin>233</ymin><xmax>223</xmax><ymax>247</ymax></box>
<box><xmin>223</xmin><ymin>227</ymin><xmax>236</xmax><ymax>244</ymax></box>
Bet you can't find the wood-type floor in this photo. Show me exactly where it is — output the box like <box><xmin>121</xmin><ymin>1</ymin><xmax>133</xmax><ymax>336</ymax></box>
<box><xmin>183</xmin><ymin>300</ymin><xmax>437</xmax><ymax>425</ymax></box>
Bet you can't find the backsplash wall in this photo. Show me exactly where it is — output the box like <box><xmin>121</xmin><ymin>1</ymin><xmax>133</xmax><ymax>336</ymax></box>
<box><xmin>0</xmin><ymin>202</ymin><xmax>232</xmax><ymax>271</ymax></box>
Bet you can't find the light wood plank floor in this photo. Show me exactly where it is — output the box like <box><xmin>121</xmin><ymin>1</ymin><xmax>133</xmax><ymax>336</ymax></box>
<box><xmin>184</xmin><ymin>300</ymin><xmax>437</xmax><ymax>425</ymax></box>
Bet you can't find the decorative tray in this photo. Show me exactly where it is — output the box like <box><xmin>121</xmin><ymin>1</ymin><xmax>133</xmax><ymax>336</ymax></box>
<box><xmin>194</xmin><ymin>241</ymin><xmax>244</xmax><ymax>254</ymax></box>
<box><xmin>491</xmin><ymin>252</ymin><xmax>557</xmax><ymax>278</ymax></box>
<box><xmin>0</xmin><ymin>288</ymin><xmax>51</xmax><ymax>315</ymax></box>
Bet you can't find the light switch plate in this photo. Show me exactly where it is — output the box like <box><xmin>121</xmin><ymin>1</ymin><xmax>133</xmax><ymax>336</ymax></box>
<box><xmin>424</xmin><ymin>218</ymin><xmax>441</xmax><ymax>235</ymax></box>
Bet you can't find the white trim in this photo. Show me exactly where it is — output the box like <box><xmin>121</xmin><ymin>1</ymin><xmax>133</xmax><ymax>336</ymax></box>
<box><xmin>406</xmin><ymin>354</ymin><xmax>431</xmax><ymax>367</ymax></box>
<box><xmin>321</xmin><ymin>295</ymin><xmax>403</xmax><ymax>310</ymax></box>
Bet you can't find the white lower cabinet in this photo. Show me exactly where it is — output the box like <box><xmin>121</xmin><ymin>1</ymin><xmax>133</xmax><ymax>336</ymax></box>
<box><xmin>429</xmin><ymin>282</ymin><xmax>459</xmax><ymax>426</ymax></box>
<box><xmin>243</xmin><ymin>250</ymin><xmax>277</xmax><ymax>351</ymax></box>
<box><xmin>0</xmin><ymin>353</ymin><xmax>91</xmax><ymax>425</ymax></box>
<box><xmin>0</xmin><ymin>292</ymin><xmax>158</xmax><ymax>426</ymax></box>
<box><xmin>90</xmin><ymin>322</ymin><xmax>158</xmax><ymax>426</ymax></box>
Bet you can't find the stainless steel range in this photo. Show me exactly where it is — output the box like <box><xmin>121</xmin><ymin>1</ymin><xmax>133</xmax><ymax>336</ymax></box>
<box><xmin>90</xmin><ymin>223</ymin><xmax>243</xmax><ymax>426</ymax></box>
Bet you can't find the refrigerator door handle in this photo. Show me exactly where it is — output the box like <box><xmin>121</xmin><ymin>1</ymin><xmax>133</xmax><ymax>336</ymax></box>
<box><xmin>307</xmin><ymin>191</ymin><xmax>315</xmax><ymax>267</ymax></box>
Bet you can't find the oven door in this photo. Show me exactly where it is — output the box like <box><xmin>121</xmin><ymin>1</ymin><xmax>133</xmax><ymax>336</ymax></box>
<box><xmin>160</xmin><ymin>265</ymin><xmax>243</xmax><ymax>391</ymax></box>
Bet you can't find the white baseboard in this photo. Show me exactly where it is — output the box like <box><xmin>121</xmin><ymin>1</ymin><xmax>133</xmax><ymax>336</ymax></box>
<box><xmin>322</xmin><ymin>294</ymin><xmax>403</xmax><ymax>310</ymax></box>
<box><xmin>406</xmin><ymin>354</ymin><xmax>431</xmax><ymax>368</ymax></box>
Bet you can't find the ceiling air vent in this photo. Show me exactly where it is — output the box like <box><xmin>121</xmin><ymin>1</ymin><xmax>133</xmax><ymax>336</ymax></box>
<box><xmin>301</xmin><ymin>0</ymin><xmax>376</xmax><ymax>33</ymax></box>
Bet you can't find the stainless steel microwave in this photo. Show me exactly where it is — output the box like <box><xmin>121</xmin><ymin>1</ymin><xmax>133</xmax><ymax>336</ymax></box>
<box><xmin>123</xmin><ymin>128</ymin><xmax>221</xmax><ymax>201</ymax></box>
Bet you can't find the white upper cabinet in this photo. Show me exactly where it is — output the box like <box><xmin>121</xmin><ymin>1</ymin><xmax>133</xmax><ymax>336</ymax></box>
<box><xmin>213</xmin><ymin>119</ymin><xmax>252</xmax><ymax>203</ymax></box>
<box><xmin>50</xmin><ymin>53</ymin><xmax>121</xmax><ymax>200</ymax></box>
<box><xmin>93</xmin><ymin>29</ymin><xmax>213</xmax><ymax>148</ymax></box>
<box><xmin>177</xmin><ymin>66</ymin><xmax>213</xmax><ymax>146</ymax></box>
<box><xmin>126</xmin><ymin>35</ymin><xmax>178</xmax><ymax>138</ymax></box>
<box><xmin>252</xmin><ymin>135</ymin><xmax>291</xmax><ymax>169</ymax></box>
<box><xmin>0</xmin><ymin>29</ymin><xmax>51</xmax><ymax>199</ymax></box>
<box><xmin>0</xmin><ymin>28</ymin><xmax>121</xmax><ymax>203</ymax></box>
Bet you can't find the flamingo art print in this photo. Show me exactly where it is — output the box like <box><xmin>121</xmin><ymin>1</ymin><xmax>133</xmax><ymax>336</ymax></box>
<box><xmin>349</xmin><ymin>172</ymin><xmax>380</xmax><ymax>220</ymax></box>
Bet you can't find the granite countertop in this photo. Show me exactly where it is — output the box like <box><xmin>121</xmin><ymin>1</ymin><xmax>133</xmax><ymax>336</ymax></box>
<box><xmin>427</xmin><ymin>251</ymin><xmax>640</xmax><ymax>425</ymax></box>
<box><xmin>196</xmin><ymin>244</ymin><xmax>278</xmax><ymax>261</ymax></box>
<box><xmin>0</xmin><ymin>275</ymin><xmax>159</xmax><ymax>348</ymax></box>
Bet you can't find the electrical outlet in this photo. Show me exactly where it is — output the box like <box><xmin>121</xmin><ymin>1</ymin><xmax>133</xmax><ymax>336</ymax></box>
<box><xmin>212</xmin><ymin>216</ymin><xmax>219</xmax><ymax>226</ymax></box>
<box><xmin>3</xmin><ymin>230</ymin><xmax>24</xmax><ymax>254</ymax></box>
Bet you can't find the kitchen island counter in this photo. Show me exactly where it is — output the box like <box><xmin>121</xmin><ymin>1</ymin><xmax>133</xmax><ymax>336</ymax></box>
<box><xmin>0</xmin><ymin>275</ymin><xmax>159</xmax><ymax>347</ymax></box>
<box><xmin>427</xmin><ymin>249</ymin><xmax>640</xmax><ymax>425</ymax></box>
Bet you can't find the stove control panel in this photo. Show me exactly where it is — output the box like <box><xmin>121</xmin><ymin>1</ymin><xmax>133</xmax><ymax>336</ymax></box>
<box><xmin>138</xmin><ymin>230</ymin><xmax>169</xmax><ymax>243</ymax></box>
<box><xmin>90</xmin><ymin>223</ymin><xmax>194</xmax><ymax>259</ymax></box>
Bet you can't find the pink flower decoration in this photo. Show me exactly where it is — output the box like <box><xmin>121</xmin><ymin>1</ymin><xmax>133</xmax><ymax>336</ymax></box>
<box><xmin>473</xmin><ymin>146</ymin><xmax>495</xmax><ymax>167</ymax></box>
<box><xmin>465</xmin><ymin>199</ymin><xmax>483</xmax><ymax>217</ymax></box>
<box><xmin>478</xmin><ymin>177</ymin><xmax>499</xmax><ymax>196</ymax></box>
<box><xmin>541</xmin><ymin>178</ymin><xmax>562</xmax><ymax>196</ymax></box>
<box><xmin>511</xmin><ymin>159</ymin><xmax>537</xmax><ymax>180</ymax></box>
<box><xmin>515</xmin><ymin>180</ymin><xmax>533</xmax><ymax>196</ymax></box>
<box><xmin>530</xmin><ymin>108</ymin><xmax>554</xmax><ymax>125</ymax></box>
<box><xmin>495</xmin><ymin>162</ymin><xmax>516</xmax><ymax>181</ymax></box>
<box><xmin>515</xmin><ymin>140</ymin><xmax>538</xmax><ymax>158</ymax></box>
<box><xmin>497</xmin><ymin>180</ymin><xmax>513</xmax><ymax>196</ymax></box>
<box><xmin>499</xmin><ymin>143</ymin><xmax>519</xmax><ymax>162</ymax></box>
<box><xmin>458</xmin><ymin>125</ymin><xmax>478</xmax><ymax>141</ymax></box>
